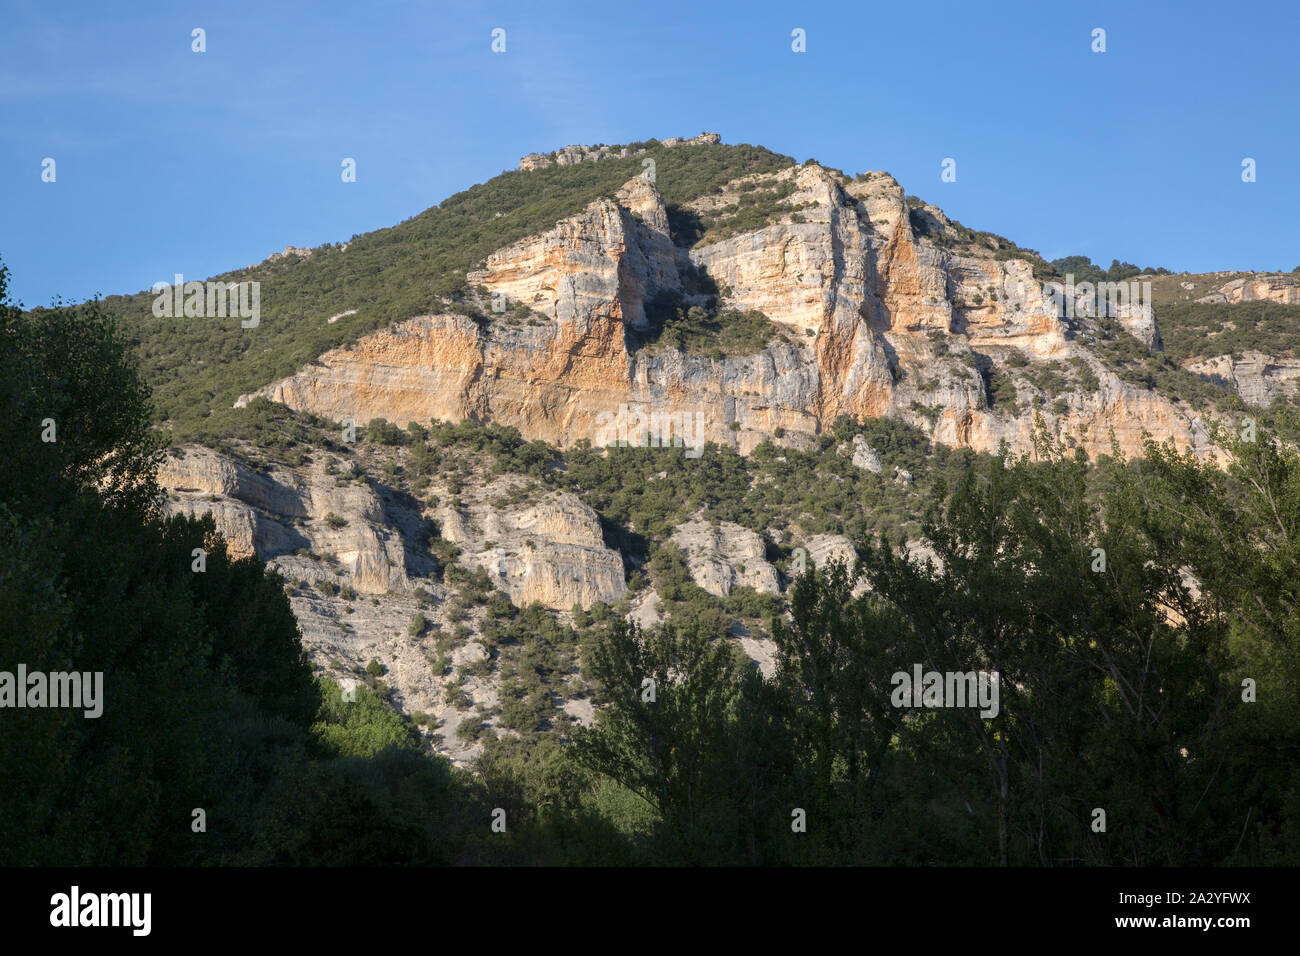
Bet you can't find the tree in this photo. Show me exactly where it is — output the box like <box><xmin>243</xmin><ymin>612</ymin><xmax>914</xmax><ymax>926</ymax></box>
<box><xmin>771</xmin><ymin>557</ymin><xmax>908</xmax><ymax>860</ymax></box>
<box><xmin>573</xmin><ymin>619</ymin><xmax>739</xmax><ymax>861</ymax></box>
<box><xmin>0</xmin><ymin>259</ymin><xmax>323</xmax><ymax>863</ymax></box>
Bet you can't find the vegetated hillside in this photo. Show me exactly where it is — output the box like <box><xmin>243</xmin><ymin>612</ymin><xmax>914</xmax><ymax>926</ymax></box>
<box><xmin>150</xmin><ymin>391</ymin><xmax>1300</xmax><ymax>867</ymax></box>
<box><xmin>1093</xmin><ymin>268</ymin><xmax>1300</xmax><ymax>365</ymax></box>
<box><xmin>86</xmin><ymin>140</ymin><xmax>795</xmax><ymax>435</ymax></box>
<box><xmin>9</xmin><ymin>240</ymin><xmax>1300</xmax><ymax>867</ymax></box>
<box><xmin>155</xmin><ymin>392</ymin><xmax>991</xmax><ymax>767</ymax></box>
<box><xmin>1158</xmin><ymin>300</ymin><xmax>1300</xmax><ymax>365</ymax></box>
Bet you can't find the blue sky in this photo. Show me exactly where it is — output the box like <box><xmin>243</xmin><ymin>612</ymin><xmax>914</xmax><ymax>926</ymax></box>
<box><xmin>2</xmin><ymin>0</ymin><xmax>1297</xmax><ymax>306</ymax></box>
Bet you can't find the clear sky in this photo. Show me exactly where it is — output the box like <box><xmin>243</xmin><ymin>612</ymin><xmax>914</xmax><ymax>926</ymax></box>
<box><xmin>2</xmin><ymin>0</ymin><xmax>1297</xmax><ymax>307</ymax></box>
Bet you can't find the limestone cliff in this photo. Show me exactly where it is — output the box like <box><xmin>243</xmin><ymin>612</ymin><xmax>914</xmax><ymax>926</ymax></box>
<box><xmin>518</xmin><ymin>133</ymin><xmax>721</xmax><ymax>171</ymax></box>
<box><xmin>159</xmin><ymin>444</ymin><xmax>412</xmax><ymax>594</ymax></box>
<box><xmin>435</xmin><ymin>477</ymin><xmax>627</xmax><ymax>610</ymax></box>
<box><xmin>1184</xmin><ymin>351</ymin><xmax>1300</xmax><ymax>407</ymax></box>
<box><xmin>244</xmin><ymin>158</ymin><xmax>1215</xmax><ymax>462</ymax></box>
<box><xmin>1197</xmin><ymin>274</ymin><xmax>1300</xmax><ymax>305</ymax></box>
<box><xmin>671</xmin><ymin>520</ymin><xmax>780</xmax><ymax>598</ymax></box>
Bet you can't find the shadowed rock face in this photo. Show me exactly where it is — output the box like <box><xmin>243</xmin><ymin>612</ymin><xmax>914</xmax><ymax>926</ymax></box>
<box><xmin>159</xmin><ymin>445</ymin><xmax>411</xmax><ymax>594</ymax></box>
<box><xmin>159</xmin><ymin>446</ymin><xmax>627</xmax><ymax>612</ymax></box>
<box><xmin>244</xmin><ymin>161</ymin><xmax>1214</xmax><ymax>462</ymax></box>
<box><xmin>159</xmin><ymin>446</ymin><xmax>632</xmax><ymax>768</ymax></box>
<box><xmin>1184</xmin><ymin>351</ymin><xmax>1300</xmax><ymax>407</ymax></box>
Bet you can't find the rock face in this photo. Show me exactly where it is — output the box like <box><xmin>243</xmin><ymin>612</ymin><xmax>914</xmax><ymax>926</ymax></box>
<box><xmin>671</xmin><ymin>520</ymin><xmax>780</xmax><ymax>597</ymax></box>
<box><xmin>802</xmin><ymin>534</ymin><xmax>858</xmax><ymax>570</ymax></box>
<box><xmin>800</xmin><ymin>534</ymin><xmax>868</xmax><ymax>596</ymax></box>
<box><xmin>519</xmin><ymin>144</ymin><xmax>638</xmax><ymax>171</ymax></box>
<box><xmin>1184</xmin><ymin>351</ymin><xmax>1300</xmax><ymax>407</ymax></box>
<box><xmin>265</xmin><ymin>245</ymin><xmax>313</xmax><ymax>263</ymax></box>
<box><xmin>661</xmin><ymin>132</ymin><xmax>722</xmax><ymax>148</ymax></box>
<box><xmin>519</xmin><ymin>153</ymin><xmax>553</xmax><ymax>171</ymax></box>
<box><xmin>1197</xmin><ymin>275</ymin><xmax>1300</xmax><ymax>305</ymax></box>
<box><xmin>518</xmin><ymin>134</ymin><xmax>721</xmax><ymax>171</ymax></box>
<box><xmin>248</xmin><ymin>160</ymin><xmax>1214</xmax><ymax>463</ymax></box>
<box><xmin>436</xmin><ymin>479</ymin><xmax>627</xmax><ymax>610</ymax></box>
<box><xmin>849</xmin><ymin>434</ymin><xmax>884</xmax><ymax>472</ymax></box>
<box><xmin>468</xmin><ymin>176</ymin><xmax>680</xmax><ymax>333</ymax></box>
<box><xmin>521</xmin><ymin>145</ymin><xmax>636</xmax><ymax>170</ymax></box>
<box><xmin>160</xmin><ymin>447</ymin><xmax>625</xmax><ymax>768</ymax></box>
<box><xmin>158</xmin><ymin>445</ymin><xmax>412</xmax><ymax>594</ymax></box>
<box><xmin>1114</xmin><ymin>301</ymin><xmax>1163</xmax><ymax>350</ymax></box>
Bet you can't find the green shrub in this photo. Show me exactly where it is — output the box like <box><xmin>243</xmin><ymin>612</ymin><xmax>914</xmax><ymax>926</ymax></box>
<box><xmin>457</xmin><ymin>715</ymin><xmax>484</xmax><ymax>742</ymax></box>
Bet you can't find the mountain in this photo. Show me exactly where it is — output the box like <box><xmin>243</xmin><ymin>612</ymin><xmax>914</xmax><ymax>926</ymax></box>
<box><xmin>234</xmin><ymin>160</ymin><xmax>1219</xmax><ymax>462</ymax></box>
<box><xmin>81</xmin><ymin>133</ymin><xmax>1300</xmax><ymax>766</ymax></box>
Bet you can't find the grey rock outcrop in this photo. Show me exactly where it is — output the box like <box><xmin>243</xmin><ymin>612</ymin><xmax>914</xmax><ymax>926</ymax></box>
<box><xmin>850</xmin><ymin>434</ymin><xmax>884</xmax><ymax>472</ymax></box>
<box><xmin>518</xmin><ymin>134</ymin><xmax>721</xmax><ymax>171</ymax></box>
<box><xmin>1184</xmin><ymin>351</ymin><xmax>1300</xmax><ymax>407</ymax></box>
<box><xmin>158</xmin><ymin>445</ymin><xmax>412</xmax><ymax>594</ymax></box>
<box><xmin>671</xmin><ymin>520</ymin><xmax>780</xmax><ymax>597</ymax></box>
<box><xmin>1196</xmin><ymin>274</ymin><xmax>1300</xmax><ymax>305</ymax></box>
<box><xmin>436</xmin><ymin>479</ymin><xmax>627</xmax><ymax>610</ymax></box>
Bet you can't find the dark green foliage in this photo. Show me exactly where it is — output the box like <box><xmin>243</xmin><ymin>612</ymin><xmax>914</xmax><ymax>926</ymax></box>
<box><xmin>632</xmin><ymin>289</ymin><xmax>792</xmax><ymax>358</ymax></box>
<box><xmin>696</xmin><ymin>178</ymin><xmax>798</xmax><ymax>241</ymax></box>
<box><xmin>1048</xmin><ymin>255</ymin><xmax>1170</xmax><ymax>284</ymax></box>
<box><xmin>173</xmin><ymin>397</ymin><xmax>337</xmax><ymax>465</ymax></box>
<box><xmin>457</xmin><ymin>715</ymin><xmax>486</xmax><ymax>743</ymax></box>
<box><xmin>1157</xmin><ymin>300</ymin><xmax>1300</xmax><ymax>366</ymax></box>
<box><xmin>1094</xmin><ymin>315</ymin><xmax>1246</xmax><ymax>411</ymax></box>
<box><xmin>0</xmin><ymin>263</ymin><xmax>323</xmax><ymax>863</ymax></box>
<box><xmin>0</xmin><ymin>257</ymin><xmax>521</xmax><ymax>865</ymax></box>
<box><xmin>366</xmin><ymin>418</ymin><xmax>408</xmax><ymax>446</ymax></box>
<box><xmin>559</xmin><ymin>423</ymin><xmax>1300</xmax><ymax>865</ymax></box>
<box><xmin>3</xmin><ymin>279</ymin><xmax>162</xmax><ymax>518</ymax></box>
<box><xmin>573</xmin><ymin>619</ymin><xmax>741</xmax><ymax>861</ymax></box>
<box><xmin>985</xmin><ymin>365</ymin><xmax>1021</xmax><ymax>414</ymax></box>
<box><xmin>1068</xmin><ymin>356</ymin><xmax>1100</xmax><ymax>392</ymax></box>
<box><xmin>1016</xmin><ymin>359</ymin><xmax>1070</xmax><ymax>396</ymax></box>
